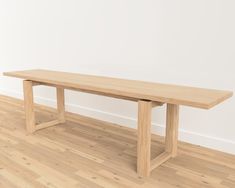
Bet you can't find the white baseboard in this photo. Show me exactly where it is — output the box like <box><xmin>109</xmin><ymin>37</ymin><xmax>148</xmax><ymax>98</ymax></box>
<box><xmin>0</xmin><ymin>88</ymin><xmax>235</xmax><ymax>155</ymax></box>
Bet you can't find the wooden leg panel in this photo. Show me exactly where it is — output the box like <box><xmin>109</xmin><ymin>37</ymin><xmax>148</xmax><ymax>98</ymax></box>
<box><xmin>137</xmin><ymin>100</ymin><xmax>152</xmax><ymax>177</ymax></box>
<box><xmin>165</xmin><ymin>104</ymin><xmax>179</xmax><ymax>157</ymax></box>
<box><xmin>23</xmin><ymin>80</ymin><xmax>36</xmax><ymax>134</ymax></box>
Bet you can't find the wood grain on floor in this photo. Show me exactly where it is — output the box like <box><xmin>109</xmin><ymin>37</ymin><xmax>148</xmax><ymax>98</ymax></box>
<box><xmin>0</xmin><ymin>95</ymin><xmax>234</xmax><ymax>188</ymax></box>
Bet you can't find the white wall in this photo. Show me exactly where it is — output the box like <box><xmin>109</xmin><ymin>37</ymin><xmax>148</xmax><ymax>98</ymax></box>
<box><xmin>0</xmin><ymin>0</ymin><xmax>234</xmax><ymax>154</ymax></box>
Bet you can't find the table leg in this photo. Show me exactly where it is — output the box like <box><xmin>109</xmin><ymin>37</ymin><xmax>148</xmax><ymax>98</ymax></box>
<box><xmin>56</xmin><ymin>87</ymin><xmax>65</xmax><ymax>123</ymax></box>
<box><xmin>165</xmin><ymin>104</ymin><xmax>179</xmax><ymax>157</ymax></box>
<box><xmin>23</xmin><ymin>80</ymin><xmax>36</xmax><ymax>134</ymax></box>
<box><xmin>137</xmin><ymin>100</ymin><xmax>152</xmax><ymax>177</ymax></box>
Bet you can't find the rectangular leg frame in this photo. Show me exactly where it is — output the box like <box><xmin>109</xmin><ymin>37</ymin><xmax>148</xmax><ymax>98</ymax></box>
<box><xmin>23</xmin><ymin>80</ymin><xmax>66</xmax><ymax>134</ymax></box>
<box><xmin>137</xmin><ymin>100</ymin><xmax>179</xmax><ymax>177</ymax></box>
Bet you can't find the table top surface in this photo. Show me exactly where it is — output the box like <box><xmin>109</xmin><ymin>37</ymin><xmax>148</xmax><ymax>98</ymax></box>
<box><xmin>4</xmin><ymin>69</ymin><xmax>233</xmax><ymax>109</ymax></box>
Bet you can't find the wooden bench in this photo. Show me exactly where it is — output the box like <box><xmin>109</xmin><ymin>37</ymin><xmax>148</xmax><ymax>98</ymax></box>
<box><xmin>3</xmin><ymin>69</ymin><xmax>233</xmax><ymax>177</ymax></box>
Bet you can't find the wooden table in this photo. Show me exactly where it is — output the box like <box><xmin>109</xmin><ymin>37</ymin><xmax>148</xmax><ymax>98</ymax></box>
<box><xmin>3</xmin><ymin>69</ymin><xmax>233</xmax><ymax>177</ymax></box>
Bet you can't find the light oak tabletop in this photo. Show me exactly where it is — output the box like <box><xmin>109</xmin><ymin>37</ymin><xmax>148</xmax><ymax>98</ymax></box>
<box><xmin>4</xmin><ymin>69</ymin><xmax>233</xmax><ymax>109</ymax></box>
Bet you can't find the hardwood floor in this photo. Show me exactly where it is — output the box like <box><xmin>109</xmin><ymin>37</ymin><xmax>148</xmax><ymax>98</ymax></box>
<box><xmin>0</xmin><ymin>95</ymin><xmax>234</xmax><ymax>188</ymax></box>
